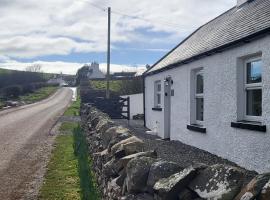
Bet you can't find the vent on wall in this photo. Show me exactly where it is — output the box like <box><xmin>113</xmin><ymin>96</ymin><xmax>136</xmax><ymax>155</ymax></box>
<box><xmin>237</xmin><ymin>0</ymin><xmax>255</xmax><ymax>7</ymax></box>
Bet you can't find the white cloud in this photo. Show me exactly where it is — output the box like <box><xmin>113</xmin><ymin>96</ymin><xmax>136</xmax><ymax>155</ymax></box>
<box><xmin>0</xmin><ymin>0</ymin><xmax>236</xmax><ymax>59</ymax></box>
<box><xmin>0</xmin><ymin>61</ymin><xmax>146</xmax><ymax>75</ymax></box>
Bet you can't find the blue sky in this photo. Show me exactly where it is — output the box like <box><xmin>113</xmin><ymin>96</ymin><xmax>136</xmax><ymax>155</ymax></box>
<box><xmin>0</xmin><ymin>0</ymin><xmax>236</xmax><ymax>74</ymax></box>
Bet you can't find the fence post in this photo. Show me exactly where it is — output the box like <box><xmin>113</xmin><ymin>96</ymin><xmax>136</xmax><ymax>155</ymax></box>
<box><xmin>127</xmin><ymin>96</ymin><xmax>130</xmax><ymax>121</ymax></box>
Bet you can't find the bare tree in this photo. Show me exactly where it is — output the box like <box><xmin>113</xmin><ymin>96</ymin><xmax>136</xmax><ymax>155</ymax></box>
<box><xmin>25</xmin><ymin>64</ymin><xmax>42</xmax><ymax>73</ymax></box>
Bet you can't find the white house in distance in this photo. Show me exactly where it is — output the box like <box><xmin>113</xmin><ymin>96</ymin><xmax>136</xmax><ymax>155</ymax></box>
<box><xmin>143</xmin><ymin>0</ymin><xmax>270</xmax><ymax>173</ymax></box>
<box><xmin>47</xmin><ymin>75</ymin><xmax>68</xmax><ymax>86</ymax></box>
<box><xmin>85</xmin><ymin>62</ymin><xmax>105</xmax><ymax>79</ymax></box>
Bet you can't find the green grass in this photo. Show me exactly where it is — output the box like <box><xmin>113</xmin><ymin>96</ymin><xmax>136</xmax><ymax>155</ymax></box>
<box><xmin>60</xmin><ymin>122</ymin><xmax>80</xmax><ymax>132</ymax></box>
<box><xmin>39</xmin><ymin>123</ymin><xmax>100</xmax><ymax>200</ymax></box>
<box><xmin>91</xmin><ymin>80</ymin><xmax>122</xmax><ymax>93</ymax></box>
<box><xmin>0</xmin><ymin>68</ymin><xmax>11</xmax><ymax>74</ymax></box>
<box><xmin>64</xmin><ymin>98</ymin><xmax>81</xmax><ymax>116</ymax></box>
<box><xmin>20</xmin><ymin>86</ymin><xmax>58</xmax><ymax>103</ymax></box>
<box><xmin>0</xmin><ymin>100</ymin><xmax>4</xmax><ymax>109</ymax></box>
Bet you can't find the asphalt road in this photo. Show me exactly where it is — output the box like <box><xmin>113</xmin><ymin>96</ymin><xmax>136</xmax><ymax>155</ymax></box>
<box><xmin>0</xmin><ymin>88</ymin><xmax>73</xmax><ymax>199</ymax></box>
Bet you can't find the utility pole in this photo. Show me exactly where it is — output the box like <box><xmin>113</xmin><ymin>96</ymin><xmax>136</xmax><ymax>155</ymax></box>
<box><xmin>106</xmin><ymin>7</ymin><xmax>111</xmax><ymax>99</ymax></box>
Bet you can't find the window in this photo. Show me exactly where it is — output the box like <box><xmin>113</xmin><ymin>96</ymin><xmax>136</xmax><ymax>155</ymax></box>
<box><xmin>195</xmin><ymin>71</ymin><xmax>204</xmax><ymax>123</ymax></box>
<box><xmin>154</xmin><ymin>80</ymin><xmax>161</xmax><ymax>108</ymax></box>
<box><xmin>244</xmin><ymin>58</ymin><xmax>262</xmax><ymax>121</ymax></box>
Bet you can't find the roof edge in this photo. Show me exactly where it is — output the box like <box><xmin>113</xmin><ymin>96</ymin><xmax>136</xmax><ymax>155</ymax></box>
<box><xmin>143</xmin><ymin>6</ymin><xmax>236</xmax><ymax>76</ymax></box>
<box><xmin>144</xmin><ymin>26</ymin><xmax>270</xmax><ymax>77</ymax></box>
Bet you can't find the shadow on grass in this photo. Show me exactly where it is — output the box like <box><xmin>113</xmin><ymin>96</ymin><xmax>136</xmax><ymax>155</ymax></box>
<box><xmin>73</xmin><ymin>126</ymin><xmax>100</xmax><ymax>200</ymax></box>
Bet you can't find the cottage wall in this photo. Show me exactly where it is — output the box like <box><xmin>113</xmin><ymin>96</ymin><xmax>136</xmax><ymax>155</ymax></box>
<box><xmin>121</xmin><ymin>93</ymin><xmax>144</xmax><ymax>119</ymax></box>
<box><xmin>145</xmin><ymin>35</ymin><xmax>270</xmax><ymax>173</ymax></box>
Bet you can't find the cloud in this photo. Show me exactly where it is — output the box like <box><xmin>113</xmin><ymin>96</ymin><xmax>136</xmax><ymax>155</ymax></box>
<box><xmin>0</xmin><ymin>61</ymin><xmax>146</xmax><ymax>75</ymax></box>
<box><xmin>0</xmin><ymin>0</ymin><xmax>236</xmax><ymax>59</ymax></box>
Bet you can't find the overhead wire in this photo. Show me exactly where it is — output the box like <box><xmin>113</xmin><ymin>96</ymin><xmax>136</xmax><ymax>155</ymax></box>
<box><xmin>76</xmin><ymin>0</ymin><xmax>196</xmax><ymax>31</ymax></box>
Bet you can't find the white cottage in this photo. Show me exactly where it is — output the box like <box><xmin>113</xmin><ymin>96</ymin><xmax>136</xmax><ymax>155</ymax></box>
<box><xmin>143</xmin><ymin>0</ymin><xmax>270</xmax><ymax>173</ymax></box>
<box><xmin>86</xmin><ymin>62</ymin><xmax>105</xmax><ymax>79</ymax></box>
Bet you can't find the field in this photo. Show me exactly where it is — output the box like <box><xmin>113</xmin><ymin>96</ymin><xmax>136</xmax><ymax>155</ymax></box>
<box><xmin>20</xmin><ymin>86</ymin><xmax>58</xmax><ymax>104</ymax></box>
<box><xmin>0</xmin><ymin>68</ymin><xmax>11</xmax><ymax>74</ymax></box>
<box><xmin>90</xmin><ymin>80</ymin><xmax>122</xmax><ymax>93</ymax></box>
<box><xmin>90</xmin><ymin>78</ymin><xmax>143</xmax><ymax>95</ymax></box>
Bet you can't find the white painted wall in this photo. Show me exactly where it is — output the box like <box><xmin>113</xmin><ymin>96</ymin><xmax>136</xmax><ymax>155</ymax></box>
<box><xmin>87</xmin><ymin>63</ymin><xmax>105</xmax><ymax>79</ymax></box>
<box><xmin>145</xmin><ymin>35</ymin><xmax>270</xmax><ymax>173</ymax></box>
<box><xmin>121</xmin><ymin>93</ymin><xmax>143</xmax><ymax>119</ymax></box>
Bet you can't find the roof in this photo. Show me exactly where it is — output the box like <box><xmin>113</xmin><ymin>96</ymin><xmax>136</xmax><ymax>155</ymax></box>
<box><xmin>145</xmin><ymin>0</ymin><xmax>270</xmax><ymax>76</ymax></box>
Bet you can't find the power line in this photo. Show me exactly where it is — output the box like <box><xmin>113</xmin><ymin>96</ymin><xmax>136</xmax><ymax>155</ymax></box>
<box><xmin>76</xmin><ymin>0</ymin><xmax>196</xmax><ymax>31</ymax></box>
<box><xmin>76</xmin><ymin>0</ymin><xmax>106</xmax><ymax>12</ymax></box>
<box><xmin>111</xmin><ymin>9</ymin><xmax>195</xmax><ymax>31</ymax></box>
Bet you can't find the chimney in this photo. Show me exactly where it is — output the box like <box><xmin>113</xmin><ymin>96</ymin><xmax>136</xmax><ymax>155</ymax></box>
<box><xmin>237</xmin><ymin>0</ymin><xmax>254</xmax><ymax>7</ymax></box>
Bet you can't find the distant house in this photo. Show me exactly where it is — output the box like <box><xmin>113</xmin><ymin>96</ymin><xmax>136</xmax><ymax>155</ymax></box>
<box><xmin>47</xmin><ymin>77</ymin><xmax>67</xmax><ymax>87</ymax></box>
<box><xmin>85</xmin><ymin>62</ymin><xmax>105</xmax><ymax>79</ymax></box>
<box><xmin>143</xmin><ymin>0</ymin><xmax>270</xmax><ymax>173</ymax></box>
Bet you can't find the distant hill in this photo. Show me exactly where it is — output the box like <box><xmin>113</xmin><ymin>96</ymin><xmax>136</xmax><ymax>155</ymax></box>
<box><xmin>0</xmin><ymin>68</ymin><xmax>50</xmax><ymax>89</ymax></box>
<box><xmin>0</xmin><ymin>68</ymin><xmax>12</xmax><ymax>74</ymax></box>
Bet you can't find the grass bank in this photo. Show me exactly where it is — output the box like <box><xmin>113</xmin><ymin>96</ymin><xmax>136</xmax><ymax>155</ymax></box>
<box><xmin>39</xmin><ymin>123</ymin><xmax>99</xmax><ymax>200</ymax></box>
<box><xmin>64</xmin><ymin>97</ymin><xmax>80</xmax><ymax>116</ymax></box>
<box><xmin>20</xmin><ymin>86</ymin><xmax>58</xmax><ymax>104</ymax></box>
<box><xmin>39</xmin><ymin>96</ymin><xmax>99</xmax><ymax>200</ymax></box>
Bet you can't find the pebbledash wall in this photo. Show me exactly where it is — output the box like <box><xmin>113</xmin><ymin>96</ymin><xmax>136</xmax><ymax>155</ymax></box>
<box><xmin>145</xmin><ymin>34</ymin><xmax>270</xmax><ymax>173</ymax></box>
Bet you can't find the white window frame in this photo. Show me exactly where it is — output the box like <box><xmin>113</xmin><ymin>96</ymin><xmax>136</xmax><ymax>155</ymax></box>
<box><xmin>195</xmin><ymin>70</ymin><xmax>204</xmax><ymax>125</ymax></box>
<box><xmin>243</xmin><ymin>57</ymin><xmax>262</xmax><ymax>122</ymax></box>
<box><xmin>154</xmin><ymin>80</ymin><xmax>162</xmax><ymax>108</ymax></box>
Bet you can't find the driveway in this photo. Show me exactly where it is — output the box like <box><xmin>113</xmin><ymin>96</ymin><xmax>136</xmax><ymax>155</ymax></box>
<box><xmin>0</xmin><ymin>88</ymin><xmax>73</xmax><ymax>199</ymax></box>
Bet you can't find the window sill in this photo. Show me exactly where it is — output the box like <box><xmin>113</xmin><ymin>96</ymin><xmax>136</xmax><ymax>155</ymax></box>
<box><xmin>231</xmin><ymin>121</ymin><xmax>266</xmax><ymax>132</ymax></box>
<box><xmin>187</xmin><ymin>124</ymin><xmax>206</xmax><ymax>133</ymax></box>
<box><xmin>152</xmin><ymin>107</ymin><xmax>162</xmax><ymax>111</ymax></box>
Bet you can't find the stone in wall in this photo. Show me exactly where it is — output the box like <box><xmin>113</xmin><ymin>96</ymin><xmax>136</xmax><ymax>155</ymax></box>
<box><xmin>234</xmin><ymin>173</ymin><xmax>270</xmax><ymax>200</ymax></box>
<box><xmin>153</xmin><ymin>166</ymin><xmax>198</xmax><ymax>200</ymax></box>
<box><xmin>110</xmin><ymin>136</ymin><xmax>144</xmax><ymax>156</ymax></box>
<box><xmin>126</xmin><ymin>156</ymin><xmax>156</xmax><ymax>193</ymax></box>
<box><xmin>189</xmin><ymin>164</ymin><xmax>245</xmax><ymax>200</ymax></box>
<box><xmin>147</xmin><ymin>160</ymin><xmax>183</xmax><ymax>194</ymax></box>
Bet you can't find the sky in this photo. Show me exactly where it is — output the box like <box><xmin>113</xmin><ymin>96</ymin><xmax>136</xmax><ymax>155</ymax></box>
<box><xmin>0</xmin><ymin>0</ymin><xmax>236</xmax><ymax>74</ymax></box>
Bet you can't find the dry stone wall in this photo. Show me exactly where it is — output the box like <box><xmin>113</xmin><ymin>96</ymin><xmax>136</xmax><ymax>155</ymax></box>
<box><xmin>80</xmin><ymin>103</ymin><xmax>270</xmax><ymax>200</ymax></box>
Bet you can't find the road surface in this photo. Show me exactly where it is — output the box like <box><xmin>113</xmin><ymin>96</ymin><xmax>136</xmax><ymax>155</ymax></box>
<box><xmin>0</xmin><ymin>88</ymin><xmax>73</xmax><ymax>199</ymax></box>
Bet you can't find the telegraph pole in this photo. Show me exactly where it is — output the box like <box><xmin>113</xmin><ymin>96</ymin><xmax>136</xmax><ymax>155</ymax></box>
<box><xmin>106</xmin><ymin>7</ymin><xmax>111</xmax><ymax>99</ymax></box>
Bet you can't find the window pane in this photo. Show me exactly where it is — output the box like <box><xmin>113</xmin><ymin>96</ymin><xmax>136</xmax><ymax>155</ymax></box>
<box><xmin>157</xmin><ymin>83</ymin><xmax>161</xmax><ymax>92</ymax></box>
<box><xmin>246</xmin><ymin>89</ymin><xmax>262</xmax><ymax>116</ymax></box>
<box><xmin>157</xmin><ymin>94</ymin><xmax>161</xmax><ymax>105</ymax></box>
<box><xmin>247</xmin><ymin>60</ymin><xmax>262</xmax><ymax>84</ymax></box>
<box><xmin>196</xmin><ymin>73</ymin><xmax>204</xmax><ymax>94</ymax></box>
<box><xmin>196</xmin><ymin>98</ymin><xmax>204</xmax><ymax>121</ymax></box>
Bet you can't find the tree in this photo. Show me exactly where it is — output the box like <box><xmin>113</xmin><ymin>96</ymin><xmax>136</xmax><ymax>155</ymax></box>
<box><xmin>25</xmin><ymin>64</ymin><xmax>42</xmax><ymax>73</ymax></box>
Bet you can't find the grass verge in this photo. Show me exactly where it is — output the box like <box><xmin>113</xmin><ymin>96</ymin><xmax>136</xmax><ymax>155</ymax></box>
<box><xmin>39</xmin><ymin>123</ymin><xmax>99</xmax><ymax>200</ymax></box>
<box><xmin>20</xmin><ymin>86</ymin><xmax>58</xmax><ymax>104</ymax></box>
<box><xmin>64</xmin><ymin>98</ymin><xmax>80</xmax><ymax>116</ymax></box>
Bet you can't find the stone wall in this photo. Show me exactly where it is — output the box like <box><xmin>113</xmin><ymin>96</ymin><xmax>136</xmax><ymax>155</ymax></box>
<box><xmin>81</xmin><ymin>103</ymin><xmax>270</xmax><ymax>200</ymax></box>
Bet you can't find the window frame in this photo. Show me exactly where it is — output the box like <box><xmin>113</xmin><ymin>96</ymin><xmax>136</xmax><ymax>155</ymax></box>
<box><xmin>154</xmin><ymin>80</ymin><xmax>162</xmax><ymax>108</ymax></box>
<box><xmin>195</xmin><ymin>70</ymin><xmax>204</xmax><ymax>125</ymax></box>
<box><xmin>243</xmin><ymin>57</ymin><xmax>262</xmax><ymax>122</ymax></box>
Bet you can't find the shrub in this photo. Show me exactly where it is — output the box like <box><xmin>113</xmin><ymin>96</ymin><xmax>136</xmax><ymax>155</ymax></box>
<box><xmin>22</xmin><ymin>84</ymin><xmax>35</xmax><ymax>93</ymax></box>
<box><xmin>2</xmin><ymin>85</ymin><xmax>22</xmax><ymax>98</ymax></box>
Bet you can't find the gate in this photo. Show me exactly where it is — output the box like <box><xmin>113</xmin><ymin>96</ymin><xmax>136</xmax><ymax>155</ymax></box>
<box><xmin>80</xmin><ymin>88</ymin><xmax>130</xmax><ymax>120</ymax></box>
